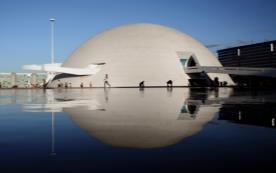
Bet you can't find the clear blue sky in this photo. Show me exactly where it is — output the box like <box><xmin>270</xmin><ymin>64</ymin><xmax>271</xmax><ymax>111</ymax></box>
<box><xmin>0</xmin><ymin>0</ymin><xmax>275</xmax><ymax>72</ymax></box>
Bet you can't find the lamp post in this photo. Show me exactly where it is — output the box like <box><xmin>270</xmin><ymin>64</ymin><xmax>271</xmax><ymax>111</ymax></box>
<box><xmin>49</xmin><ymin>18</ymin><xmax>56</xmax><ymax>156</ymax></box>
<box><xmin>49</xmin><ymin>18</ymin><xmax>55</xmax><ymax>64</ymax></box>
<box><xmin>45</xmin><ymin>18</ymin><xmax>56</xmax><ymax>86</ymax></box>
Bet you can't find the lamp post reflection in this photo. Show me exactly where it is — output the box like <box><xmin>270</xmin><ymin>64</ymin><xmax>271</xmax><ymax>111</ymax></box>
<box><xmin>50</xmin><ymin>112</ymin><xmax>56</xmax><ymax>156</ymax></box>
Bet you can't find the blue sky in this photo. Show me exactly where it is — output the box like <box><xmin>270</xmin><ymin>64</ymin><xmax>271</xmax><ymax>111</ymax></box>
<box><xmin>0</xmin><ymin>0</ymin><xmax>275</xmax><ymax>72</ymax></box>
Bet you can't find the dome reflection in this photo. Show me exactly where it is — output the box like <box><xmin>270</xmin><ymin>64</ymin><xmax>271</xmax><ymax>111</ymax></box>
<box><xmin>64</xmin><ymin>89</ymin><xmax>217</xmax><ymax>148</ymax></box>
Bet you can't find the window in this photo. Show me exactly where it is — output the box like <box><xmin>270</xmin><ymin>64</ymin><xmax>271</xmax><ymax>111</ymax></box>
<box><xmin>180</xmin><ymin>106</ymin><xmax>188</xmax><ymax>113</ymax></box>
<box><xmin>271</xmin><ymin>43</ymin><xmax>274</xmax><ymax>52</ymax></box>
<box><xmin>180</xmin><ymin>59</ymin><xmax>187</xmax><ymax>65</ymax></box>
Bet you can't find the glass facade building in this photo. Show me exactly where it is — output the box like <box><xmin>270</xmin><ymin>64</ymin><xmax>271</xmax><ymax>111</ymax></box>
<box><xmin>217</xmin><ymin>40</ymin><xmax>276</xmax><ymax>87</ymax></box>
<box><xmin>218</xmin><ymin>40</ymin><xmax>276</xmax><ymax>68</ymax></box>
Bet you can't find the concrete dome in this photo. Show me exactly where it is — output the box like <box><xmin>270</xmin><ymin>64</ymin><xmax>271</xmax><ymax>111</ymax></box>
<box><xmin>51</xmin><ymin>23</ymin><xmax>233</xmax><ymax>87</ymax></box>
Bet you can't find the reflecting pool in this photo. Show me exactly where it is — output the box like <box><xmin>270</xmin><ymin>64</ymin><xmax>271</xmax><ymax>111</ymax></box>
<box><xmin>0</xmin><ymin>88</ymin><xmax>276</xmax><ymax>172</ymax></box>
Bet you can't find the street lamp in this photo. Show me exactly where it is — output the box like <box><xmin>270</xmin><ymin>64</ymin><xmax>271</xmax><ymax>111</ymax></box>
<box><xmin>49</xmin><ymin>18</ymin><xmax>55</xmax><ymax>64</ymax></box>
<box><xmin>49</xmin><ymin>18</ymin><xmax>56</xmax><ymax>156</ymax></box>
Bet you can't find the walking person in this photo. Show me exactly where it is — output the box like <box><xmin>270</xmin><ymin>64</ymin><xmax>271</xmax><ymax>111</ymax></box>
<box><xmin>104</xmin><ymin>74</ymin><xmax>111</xmax><ymax>88</ymax></box>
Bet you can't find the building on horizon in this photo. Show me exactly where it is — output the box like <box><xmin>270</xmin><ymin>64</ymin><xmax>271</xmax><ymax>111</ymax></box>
<box><xmin>217</xmin><ymin>40</ymin><xmax>276</xmax><ymax>87</ymax></box>
<box><xmin>0</xmin><ymin>73</ymin><xmax>46</xmax><ymax>88</ymax></box>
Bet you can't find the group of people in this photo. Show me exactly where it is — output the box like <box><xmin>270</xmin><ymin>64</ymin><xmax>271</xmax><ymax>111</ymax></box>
<box><xmin>139</xmin><ymin>80</ymin><xmax>173</xmax><ymax>88</ymax></box>
<box><xmin>212</xmin><ymin>77</ymin><xmax>227</xmax><ymax>87</ymax></box>
<box><xmin>105</xmin><ymin>74</ymin><xmax>173</xmax><ymax>89</ymax></box>
<box><xmin>54</xmin><ymin>74</ymin><xmax>174</xmax><ymax>89</ymax></box>
<box><xmin>55</xmin><ymin>76</ymin><xmax>227</xmax><ymax>88</ymax></box>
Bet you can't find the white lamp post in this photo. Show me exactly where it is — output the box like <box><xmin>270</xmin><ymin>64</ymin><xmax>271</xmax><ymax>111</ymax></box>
<box><xmin>49</xmin><ymin>18</ymin><xmax>56</xmax><ymax>156</ymax></box>
<box><xmin>49</xmin><ymin>18</ymin><xmax>55</xmax><ymax>64</ymax></box>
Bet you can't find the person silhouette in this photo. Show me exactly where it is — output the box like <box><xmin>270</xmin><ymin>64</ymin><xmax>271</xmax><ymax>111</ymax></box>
<box><xmin>213</xmin><ymin>77</ymin><xmax>219</xmax><ymax>87</ymax></box>
<box><xmin>104</xmin><ymin>74</ymin><xmax>111</xmax><ymax>88</ymax></box>
<box><xmin>167</xmin><ymin>80</ymin><xmax>173</xmax><ymax>88</ymax></box>
<box><xmin>139</xmin><ymin>81</ymin><xmax>145</xmax><ymax>88</ymax></box>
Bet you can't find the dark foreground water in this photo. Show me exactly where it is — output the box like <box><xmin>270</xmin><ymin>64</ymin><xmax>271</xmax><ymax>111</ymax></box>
<box><xmin>0</xmin><ymin>88</ymin><xmax>276</xmax><ymax>173</ymax></box>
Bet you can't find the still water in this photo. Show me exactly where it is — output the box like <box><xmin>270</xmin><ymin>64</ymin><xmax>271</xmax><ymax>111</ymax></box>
<box><xmin>0</xmin><ymin>88</ymin><xmax>276</xmax><ymax>173</ymax></box>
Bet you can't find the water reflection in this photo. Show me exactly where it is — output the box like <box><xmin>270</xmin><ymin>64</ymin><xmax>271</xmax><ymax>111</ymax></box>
<box><xmin>187</xmin><ymin>88</ymin><xmax>276</xmax><ymax>128</ymax></box>
<box><xmin>0</xmin><ymin>88</ymin><xmax>276</xmax><ymax>150</ymax></box>
<box><xmin>219</xmin><ymin>103</ymin><xmax>276</xmax><ymax>128</ymax></box>
<box><xmin>64</xmin><ymin>89</ymin><xmax>217</xmax><ymax>149</ymax></box>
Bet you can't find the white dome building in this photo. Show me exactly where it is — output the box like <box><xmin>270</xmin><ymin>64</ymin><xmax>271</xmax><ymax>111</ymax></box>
<box><xmin>48</xmin><ymin>23</ymin><xmax>233</xmax><ymax>87</ymax></box>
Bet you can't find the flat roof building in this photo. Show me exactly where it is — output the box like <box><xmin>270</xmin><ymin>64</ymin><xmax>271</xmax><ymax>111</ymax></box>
<box><xmin>218</xmin><ymin>40</ymin><xmax>276</xmax><ymax>68</ymax></box>
<box><xmin>217</xmin><ymin>40</ymin><xmax>276</xmax><ymax>87</ymax></box>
